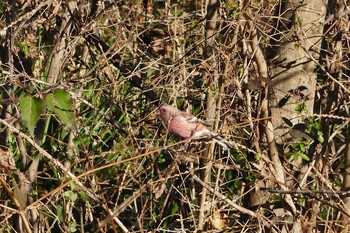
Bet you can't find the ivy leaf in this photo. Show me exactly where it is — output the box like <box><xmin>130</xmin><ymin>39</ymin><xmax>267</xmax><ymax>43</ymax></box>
<box><xmin>19</xmin><ymin>94</ymin><xmax>43</xmax><ymax>137</ymax></box>
<box><xmin>46</xmin><ymin>89</ymin><xmax>77</xmax><ymax>130</ymax></box>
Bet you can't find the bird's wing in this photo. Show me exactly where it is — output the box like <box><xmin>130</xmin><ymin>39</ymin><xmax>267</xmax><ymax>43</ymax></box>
<box><xmin>182</xmin><ymin>113</ymin><xmax>199</xmax><ymax>122</ymax></box>
<box><xmin>178</xmin><ymin>112</ymin><xmax>210</xmax><ymax>125</ymax></box>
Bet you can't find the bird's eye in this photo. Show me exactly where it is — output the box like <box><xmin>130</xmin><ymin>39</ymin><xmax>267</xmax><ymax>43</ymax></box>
<box><xmin>160</xmin><ymin>108</ymin><xmax>166</xmax><ymax>113</ymax></box>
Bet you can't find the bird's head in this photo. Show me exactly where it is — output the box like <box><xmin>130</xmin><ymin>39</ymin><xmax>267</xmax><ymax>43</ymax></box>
<box><xmin>158</xmin><ymin>104</ymin><xmax>174</xmax><ymax>122</ymax></box>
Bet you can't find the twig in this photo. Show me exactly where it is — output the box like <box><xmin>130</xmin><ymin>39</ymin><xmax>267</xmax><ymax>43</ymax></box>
<box><xmin>261</xmin><ymin>187</ymin><xmax>350</xmax><ymax>198</ymax></box>
<box><xmin>193</xmin><ymin>174</ymin><xmax>256</xmax><ymax>218</ymax></box>
<box><xmin>0</xmin><ymin>176</ymin><xmax>32</xmax><ymax>233</ymax></box>
<box><xmin>0</xmin><ymin>1</ymin><xmax>53</xmax><ymax>36</ymax></box>
<box><xmin>0</xmin><ymin>118</ymin><xmax>129</xmax><ymax>232</ymax></box>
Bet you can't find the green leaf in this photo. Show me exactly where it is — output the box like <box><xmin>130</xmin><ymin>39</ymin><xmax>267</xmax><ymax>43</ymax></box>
<box><xmin>313</xmin><ymin>122</ymin><xmax>322</xmax><ymax>131</ymax></box>
<box><xmin>299</xmin><ymin>152</ymin><xmax>310</xmax><ymax>161</ymax></box>
<box><xmin>317</xmin><ymin>135</ymin><xmax>324</xmax><ymax>143</ymax></box>
<box><xmin>320</xmin><ymin>205</ymin><xmax>328</xmax><ymax>220</ymax></box>
<box><xmin>69</xmin><ymin>182</ymin><xmax>78</xmax><ymax>190</ymax></box>
<box><xmin>284</xmin><ymin>152</ymin><xmax>293</xmax><ymax>158</ymax></box>
<box><xmin>64</xmin><ymin>190</ymin><xmax>78</xmax><ymax>202</ymax></box>
<box><xmin>234</xmin><ymin>179</ymin><xmax>242</xmax><ymax>189</ymax></box>
<box><xmin>230</xmin><ymin>1</ymin><xmax>239</xmax><ymax>8</ymax></box>
<box><xmin>272</xmin><ymin>194</ymin><xmax>282</xmax><ymax>202</ymax></box>
<box><xmin>19</xmin><ymin>95</ymin><xmax>43</xmax><ymax>136</ymax></box>
<box><xmin>295</xmin><ymin>104</ymin><xmax>305</xmax><ymax>113</ymax></box>
<box><xmin>69</xmin><ymin>222</ymin><xmax>77</xmax><ymax>232</ymax></box>
<box><xmin>293</xmin><ymin>153</ymin><xmax>298</xmax><ymax>161</ymax></box>
<box><xmin>171</xmin><ymin>202</ymin><xmax>179</xmax><ymax>215</ymax></box>
<box><xmin>18</xmin><ymin>41</ymin><xmax>29</xmax><ymax>56</ymax></box>
<box><xmin>18</xmin><ymin>41</ymin><xmax>27</xmax><ymax>47</ymax></box>
<box><xmin>57</xmin><ymin>205</ymin><xmax>65</xmax><ymax>222</ymax></box>
<box><xmin>157</xmin><ymin>154</ymin><xmax>166</xmax><ymax>164</ymax></box>
<box><xmin>46</xmin><ymin>89</ymin><xmax>76</xmax><ymax>130</ymax></box>
<box><xmin>73</xmin><ymin>134</ymin><xmax>91</xmax><ymax>147</ymax></box>
<box><xmin>78</xmin><ymin>191</ymin><xmax>90</xmax><ymax>202</ymax></box>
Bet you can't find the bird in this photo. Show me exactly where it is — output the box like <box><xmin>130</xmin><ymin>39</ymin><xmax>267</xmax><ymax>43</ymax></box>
<box><xmin>158</xmin><ymin>103</ymin><xmax>231</xmax><ymax>149</ymax></box>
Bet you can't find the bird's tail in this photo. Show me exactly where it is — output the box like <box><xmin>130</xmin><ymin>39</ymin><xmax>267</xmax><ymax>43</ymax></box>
<box><xmin>211</xmin><ymin>134</ymin><xmax>234</xmax><ymax>150</ymax></box>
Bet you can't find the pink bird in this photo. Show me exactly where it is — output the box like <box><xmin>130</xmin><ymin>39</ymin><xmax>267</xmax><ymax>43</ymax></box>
<box><xmin>158</xmin><ymin>103</ymin><xmax>230</xmax><ymax>149</ymax></box>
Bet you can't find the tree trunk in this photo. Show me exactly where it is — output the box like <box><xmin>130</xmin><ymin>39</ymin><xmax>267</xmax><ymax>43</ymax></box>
<box><xmin>270</xmin><ymin>0</ymin><xmax>325</xmax><ymax>143</ymax></box>
<box><xmin>268</xmin><ymin>1</ymin><xmax>326</xmax><ymax>232</ymax></box>
<box><xmin>198</xmin><ymin>0</ymin><xmax>220</xmax><ymax>230</ymax></box>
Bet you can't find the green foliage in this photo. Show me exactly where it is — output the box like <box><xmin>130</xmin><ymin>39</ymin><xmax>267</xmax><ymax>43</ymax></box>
<box><xmin>192</xmin><ymin>105</ymin><xmax>202</xmax><ymax>115</ymax></box>
<box><xmin>64</xmin><ymin>190</ymin><xmax>78</xmax><ymax>202</ymax></box>
<box><xmin>297</xmin><ymin>196</ymin><xmax>305</xmax><ymax>205</ymax></box>
<box><xmin>307</xmin><ymin>119</ymin><xmax>324</xmax><ymax>143</ymax></box>
<box><xmin>57</xmin><ymin>205</ymin><xmax>65</xmax><ymax>222</ymax></box>
<box><xmin>233</xmin><ymin>179</ymin><xmax>243</xmax><ymax>189</ymax></box>
<box><xmin>19</xmin><ymin>94</ymin><xmax>43</xmax><ymax>137</ymax></box>
<box><xmin>320</xmin><ymin>205</ymin><xmax>329</xmax><ymax>220</ymax></box>
<box><xmin>69</xmin><ymin>222</ymin><xmax>78</xmax><ymax>232</ymax></box>
<box><xmin>46</xmin><ymin>89</ymin><xmax>77</xmax><ymax>130</ymax></box>
<box><xmin>295</xmin><ymin>103</ymin><xmax>306</xmax><ymax>114</ymax></box>
<box><xmin>285</xmin><ymin>141</ymin><xmax>310</xmax><ymax>161</ymax></box>
<box><xmin>245</xmin><ymin>174</ymin><xmax>259</xmax><ymax>185</ymax></box>
<box><xmin>171</xmin><ymin>202</ymin><xmax>179</xmax><ymax>215</ymax></box>
<box><xmin>285</xmin><ymin>117</ymin><xmax>325</xmax><ymax>161</ymax></box>
<box><xmin>251</xmin><ymin>1</ymin><xmax>260</xmax><ymax>9</ymax></box>
<box><xmin>17</xmin><ymin>41</ymin><xmax>30</xmax><ymax>56</ymax></box>
<box><xmin>157</xmin><ymin>153</ymin><xmax>167</xmax><ymax>164</ymax></box>
<box><xmin>272</xmin><ymin>194</ymin><xmax>282</xmax><ymax>202</ymax></box>
<box><xmin>78</xmin><ymin>191</ymin><xmax>90</xmax><ymax>202</ymax></box>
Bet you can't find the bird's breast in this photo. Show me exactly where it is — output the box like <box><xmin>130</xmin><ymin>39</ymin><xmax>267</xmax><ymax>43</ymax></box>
<box><xmin>168</xmin><ymin>118</ymin><xmax>209</xmax><ymax>139</ymax></box>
